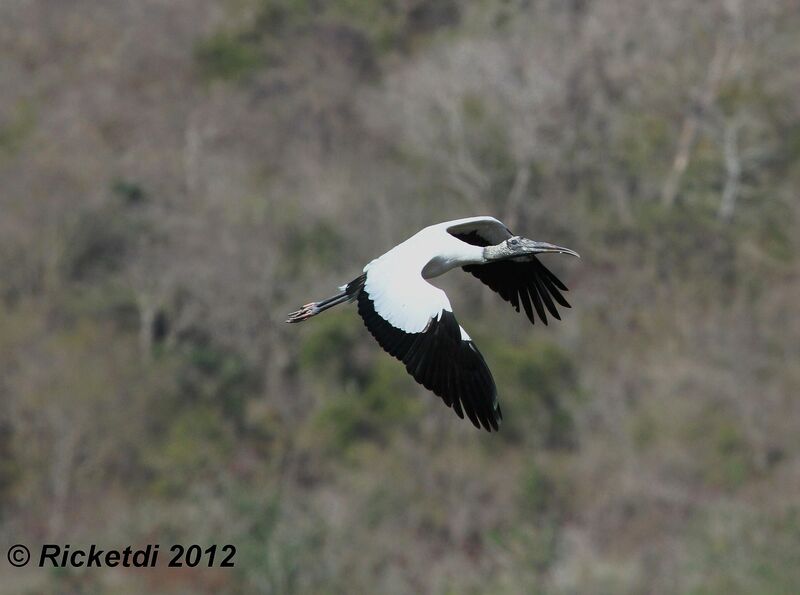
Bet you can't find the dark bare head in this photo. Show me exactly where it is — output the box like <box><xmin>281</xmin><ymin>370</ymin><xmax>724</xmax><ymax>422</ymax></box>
<box><xmin>483</xmin><ymin>236</ymin><xmax>580</xmax><ymax>262</ymax></box>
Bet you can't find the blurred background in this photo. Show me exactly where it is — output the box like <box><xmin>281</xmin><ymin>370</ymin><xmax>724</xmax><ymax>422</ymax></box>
<box><xmin>1</xmin><ymin>0</ymin><xmax>799</xmax><ymax>593</ymax></box>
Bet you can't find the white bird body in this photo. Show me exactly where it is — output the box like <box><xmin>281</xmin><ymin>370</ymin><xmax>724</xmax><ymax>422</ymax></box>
<box><xmin>366</xmin><ymin>218</ymin><xmax>488</xmax><ymax>276</ymax></box>
<box><xmin>360</xmin><ymin>218</ymin><xmax>491</xmax><ymax>335</ymax></box>
<box><xmin>288</xmin><ymin>216</ymin><xmax>579</xmax><ymax>431</ymax></box>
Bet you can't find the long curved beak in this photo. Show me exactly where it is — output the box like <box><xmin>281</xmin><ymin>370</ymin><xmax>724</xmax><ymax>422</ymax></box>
<box><xmin>523</xmin><ymin>239</ymin><xmax>580</xmax><ymax>258</ymax></box>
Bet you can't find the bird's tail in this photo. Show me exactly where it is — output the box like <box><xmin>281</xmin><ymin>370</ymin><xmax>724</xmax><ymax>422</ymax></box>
<box><xmin>286</xmin><ymin>275</ymin><xmax>366</xmax><ymax>323</ymax></box>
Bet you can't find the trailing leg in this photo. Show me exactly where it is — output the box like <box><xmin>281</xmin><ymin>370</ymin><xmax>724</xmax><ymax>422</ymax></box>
<box><xmin>285</xmin><ymin>274</ymin><xmax>366</xmax><ymax>323</ymax></box>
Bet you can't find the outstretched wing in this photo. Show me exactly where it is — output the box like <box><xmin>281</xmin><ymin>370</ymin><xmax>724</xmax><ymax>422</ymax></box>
<box><xmin>352</xmin><ymin>271</ymin><xmax>501</xmax><ymax>431</ymax></box>
<box><xmin>447</xmin><ymin>218</ymin><xmax>572</xmax><ymax>325</ymax></box>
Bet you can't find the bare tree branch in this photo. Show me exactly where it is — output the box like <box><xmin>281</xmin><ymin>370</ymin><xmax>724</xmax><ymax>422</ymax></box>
<box><xmin>661</xmin><ymin>39</ymin><xmax>731</xmax><ymax>208</ymax></box>
<box><xmin>718</xmin><ymin>117</ymin><xmax>742</xmax><ymax>220</ymax></box>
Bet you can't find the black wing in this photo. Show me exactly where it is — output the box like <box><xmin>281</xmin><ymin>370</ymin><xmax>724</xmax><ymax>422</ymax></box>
<box><xmin>451</xmin><ymin>231</ymin><xmax>572</xmax><ymax>326</ymax></box>
<box><xmin>356</xmin><ymin>284</ymin><xmax>501</xmax><ymax>431</ymax></box>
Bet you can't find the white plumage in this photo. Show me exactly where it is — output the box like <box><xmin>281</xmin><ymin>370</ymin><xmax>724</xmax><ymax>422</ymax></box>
<box><xmin>287</xmin><ymin>216</ymin><xmax>579</xmax><ymax>431</ymax></box>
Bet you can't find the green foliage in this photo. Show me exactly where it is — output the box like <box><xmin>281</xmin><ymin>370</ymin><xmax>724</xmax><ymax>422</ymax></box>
<box><xmin>313</xmin><ymin>356</ymin><xmax>423</xmax><ymax>454</ymax></box>
<box><xmin>61</xmin><ymin>212</ymin><xmax>129</xmax><ymax>281</ymax></box>
<box><xmin>252</xmin><ymin>0</ymin><xmax>457</xmax><ymax>51</ymax></box>
<box><xmin>0</xmin><ymin>100</ymin><xmax>35</xmax><ymax>157</ymax></box>
<box><xmin>491</xmin><ymin>519</ymin><xmax>560</xmax><ymax>577</ymax></box>
<box><xmin>0</xmin><ymin>422</ymin><xmax>20</xmax><ymax>517</ymax></box>
<box><xmin>299</xmin><ymin>311</ymin><xmax>424</xmax><ymax>453</ymax></box>
<box><xmin>465</xmin><ymin>102</ymin><xmax>517</xmax><ymax>188</ymax></box>
<box><xmin>614</xmin><ymin>112</ymin><xmax>672</xmax><ymax>182</ymax></box>
<box><xmin>58</xmin><ymin>282</ymin><xmax>140</xmax><ymax>333</ymax></box>
<box><xmin>280</xmin><ymin>218</ymin><xmax>345</xmax><ymax>273</ymax></box>
<box><xmin>600</xmin><ymin>203</ymin><xmax>740</xmax><ymax>293</ymax></box>
<box><xmin>176</xmin><ymin>336</ymin><xmax>260</xmax><ymax>427</ymax></box>
<box><xmin>298</xmin><ymin>311</ymin><xmax>364</xmax><ymax>383</ymax></box>
<box><xmin>230</xmin><ymin>489</ymin><xmax>298</xmax><ymax>592</ymax></box>
<box><xmin>519</xmin><ymin>459</ymin><xmax>557</xmax><ymax>516</ymax></box>
<box><xmin>253</xmin><ymin>0</ymin><xmax>316</xmax><ymax>32</ymax></box>
<box><xmin>631</xmin><ymin>410</ymin><xmax>658</xmax><ymax>450</ymax></box>
<box><xmin>687</xmin><ymin>507</ymin><xmax>800</xmax><ymax>594</ymax></box>
<box><xmin>784</xmin><ymin>122</ymin><xmax>800</xmax><ymax>165</ymax></box>
<box><xmin>683</xmin><ymin>135</ymin><xmax>726</xmax><ymax>204</ymax></box>
<box><xmin>328</xmin><ymin>0</ymin><xmax>407</xmax><ymax>51</ymax></box>
<box><xmin>695</xmin><ymin>415</ymin><xmax>756</xmax><ymax>490</ymax></box>
<box><xmin>195</xmin><ymin>0</ymin><xmax>460</xmax><ymax>86</ymax></box>
<box><xmin>2</xmin><ymin>313</ymin><xmax>180</xmax><ymax>511</ymax></box>
<box><xmin>749</xmin><ymin>199</ymin><xmax>795</xmax><ymax>263</ymax></box>
<box><xmin>484</xmin><ymin>337</ymin><xmax>579</xmax><ymax>448</ymax></box>
<box><xmin>148</xmin><ymin>406</ymin><xmax>235</xmax><ymax>495</ymax></box>
<box><xmin>711</xmin><ymin>423</ymin><xmax>753</xmax><ymax>489</ymax></box>
<box><xmin>110</xmin><ymin>178</ymin><xmax>146</xmax><ymax>204</ymax></box>
<box><xmin>60</xmin><ymin>196</ymin><xmax>152</xmax><ymax>283</ymax></box>
<box><xmin>194</xmin><ymin>31</ymin><xmax>263</xmax><ymax>82</ymax></box>
<box><xmin>133</xmin><ymin>336</ymin><xmax>262</xmax><ymax>497</ymax></box>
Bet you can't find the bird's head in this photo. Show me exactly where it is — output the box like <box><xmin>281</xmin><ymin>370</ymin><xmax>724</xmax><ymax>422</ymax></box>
<box><xmin>485</xmin><ymin>236</ymin><xmax>580</xmax><ymax>261</ymax></box>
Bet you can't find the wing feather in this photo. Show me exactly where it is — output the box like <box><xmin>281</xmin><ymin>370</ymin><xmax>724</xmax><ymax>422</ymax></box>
<box><xmin>447</xmin><ymin>219</ymin><xmax>572</xmax><ymax>325</ymax></box>
<box><xmin>356</xmin><ymin>281</ymin><xmax>501</xmax><ymax>431</ymax></box>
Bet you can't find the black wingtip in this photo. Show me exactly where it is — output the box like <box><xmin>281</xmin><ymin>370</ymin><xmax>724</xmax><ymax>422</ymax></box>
<box><xmin>358</xmin><ymin>289</ymin><xmax>501</xmax><ymax>433</ymax></box>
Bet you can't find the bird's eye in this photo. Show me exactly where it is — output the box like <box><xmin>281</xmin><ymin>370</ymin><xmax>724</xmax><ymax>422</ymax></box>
<box><xmin>509</xmin><ymin>238</ymin><xmax>519</xmax><ymax>246</ymax></box>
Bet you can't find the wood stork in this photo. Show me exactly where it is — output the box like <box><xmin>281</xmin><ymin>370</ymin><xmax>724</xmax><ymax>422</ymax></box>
<box><xmin>286</xmin><ymin>216</ymin><xmax>579</xmax><ymax>431</ymax></box>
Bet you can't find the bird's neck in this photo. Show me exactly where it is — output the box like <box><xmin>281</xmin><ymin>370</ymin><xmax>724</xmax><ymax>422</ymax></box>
<box><xmin>482</xmin><ymin>244</ymin><xmax>510</xmax><ymax>263</ymax></box>
<box><xmin>421</xmin><ymin>243</ymin><xmax>485</xmax><ymax>278</ymax></box>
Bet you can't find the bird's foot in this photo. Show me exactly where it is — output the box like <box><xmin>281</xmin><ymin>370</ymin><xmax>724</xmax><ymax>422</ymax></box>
<box><xmin>286</xmin><ymin>302</ymin><xmax>319</xmax><ymax>323</ymax></box>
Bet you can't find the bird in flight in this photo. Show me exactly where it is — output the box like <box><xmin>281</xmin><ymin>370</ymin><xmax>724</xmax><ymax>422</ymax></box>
<box><xmin>287</xmin><ymin>216</ymin><xmax>579</xmax><ymax>431</ymax></box>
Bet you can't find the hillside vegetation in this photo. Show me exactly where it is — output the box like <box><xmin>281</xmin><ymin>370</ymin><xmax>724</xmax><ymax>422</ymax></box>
<box><xmin>1</xmin><ymin>1</ymin><xmax>799</xmax><ymax>593</ymax></box>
